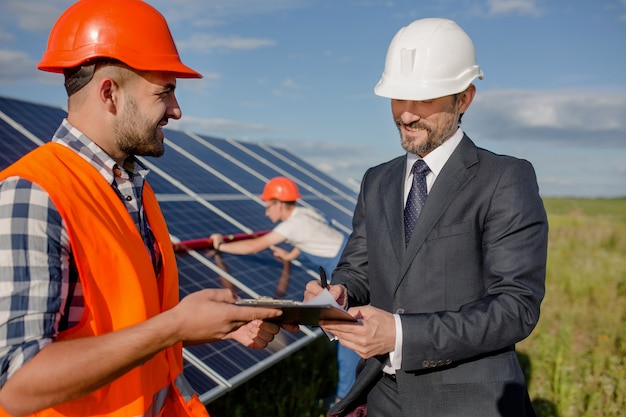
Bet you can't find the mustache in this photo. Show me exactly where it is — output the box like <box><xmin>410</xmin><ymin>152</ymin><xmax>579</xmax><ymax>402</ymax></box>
<box><xmin>395</xmin><ymin>118</ymin><xmax>428</xmax><ymax>131</ymax></box>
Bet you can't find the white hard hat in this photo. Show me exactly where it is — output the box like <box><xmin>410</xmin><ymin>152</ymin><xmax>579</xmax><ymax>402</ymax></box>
<box><xmin>374</xmin><ymin>18</ymin><xmax>483</xmax><ymax>101</ymax></box>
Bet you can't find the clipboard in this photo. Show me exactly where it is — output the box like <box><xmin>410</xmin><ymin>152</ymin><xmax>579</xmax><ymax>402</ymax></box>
<box><xmin>235</xmin><ymin>298</ymin><xmax>358</xmax><ymax>326</ymax></box>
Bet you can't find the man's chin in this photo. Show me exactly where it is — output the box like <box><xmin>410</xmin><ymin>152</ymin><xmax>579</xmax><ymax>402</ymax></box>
<box><xmin>401</xmin><ymin>136</ymin><xmax>428</xmax><ymax>154</ymax></box>
<box><xmin>135</xmin><ymin>147</ymin><xmax>165</xmax><ymax>158</ymax></box>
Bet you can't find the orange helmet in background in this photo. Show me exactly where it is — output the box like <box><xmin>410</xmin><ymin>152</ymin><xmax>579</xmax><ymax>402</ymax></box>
<box><xmin>260</xmin><ymin>177</ymin><xmax>301</xmax><ymax>202</ymax></box>
<box><xmin>38</xmin><ymin>0</ymin><xmax>201</xmax><ymax>78</ymax></box>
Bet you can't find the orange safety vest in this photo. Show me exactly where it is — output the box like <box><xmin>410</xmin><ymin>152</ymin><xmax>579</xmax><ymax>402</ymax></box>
<box><xmin>0</xmin><ymin>143</ymin><xmax>209</xmax><ymax>417</ymax></box>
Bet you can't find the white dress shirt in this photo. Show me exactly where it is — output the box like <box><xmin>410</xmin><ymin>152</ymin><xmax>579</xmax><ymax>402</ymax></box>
<box><xmin>386</xmin><ymin>127</ymin><xmax>465</xmax><ymax>373</ymax></box>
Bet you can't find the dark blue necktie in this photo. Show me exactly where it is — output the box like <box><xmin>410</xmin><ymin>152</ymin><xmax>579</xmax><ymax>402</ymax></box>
<box><xmin>404</xmin><ymin>159</ymin><xmax>430</xmax><ymax>246</ymax></box>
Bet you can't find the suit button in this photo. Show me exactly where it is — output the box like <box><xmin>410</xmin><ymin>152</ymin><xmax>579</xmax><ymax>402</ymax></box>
<box><xmin>437</xmin><ymin>361</ymin><xmax>444</xmax><ymax>367</ymax></box>
<box><xmin>395</xmin><ymin>308</ymin><xmax>405</xmax><ymax>314</ymax></box>
<box><xmin>445</xmin><ymin>359</ymin><xmax>452</xmax><ymax>365</ymax></box>
<box><xmin>422</xmin><ymin>360</ymin><xmax>430</xmax><ymax>368</ymax></box>
<box><xmin>429</xmin><ymin>361</ymin><xmax>437</xmax><ymax>367</ymax></box>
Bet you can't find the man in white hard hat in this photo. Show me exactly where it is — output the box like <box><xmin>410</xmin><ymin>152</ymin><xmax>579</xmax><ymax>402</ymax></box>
<box><xmin>304</xmin><ymin>18</ymin><xmax>548</xmax><ymax>417</ymax></box>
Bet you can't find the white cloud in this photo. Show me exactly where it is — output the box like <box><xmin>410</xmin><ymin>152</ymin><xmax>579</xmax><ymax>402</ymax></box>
<box><xmin>0</xmin><ymin>50</ymin><xmax>39</xmax><ymax>82</ymax></box>
<box><xmin>177</xmin><ymin>34</ymin><xmax>276</xmax><ymax>53</ymax></box>
<box><xmin>168</xmin><ymin>115</ymin><xmax>273</xmax><ymax>135</ymax></box>
<box><xmin>271</xmin><ymin>78</ymin><xmax>305</xmax><ymax>98</ymax></box>
<box><xmin>281</xmin><ymin>79</ymin><xmax>301</xmax><ymax>90</ymax></box>
<box><xmin>487</xmin><ymin>0</ymin><xmax>541</xmax><ymax>17</ymax></box>
<box><xmin>151</xmin><ymin>0</ymin><xmax>308</xmax><ymax>27</ymax></box>
<box><xmin>3</xmin><ymin>1</ymin><xmax>72</xmax><ymax>33</ymax></box>
<box><xmin>199</xmin><ymin>72</ymin><xmax>221</xmax><ymax>81</ymax></box>
<box><xmin>465</xmin><ymin>89</ymin><xmax>626</xmax><ymax>146</ymax></box>
<box><xmin>618</xmin><ymin>0</ymin><xmax>626</xmax><ymax>21</ymax></box>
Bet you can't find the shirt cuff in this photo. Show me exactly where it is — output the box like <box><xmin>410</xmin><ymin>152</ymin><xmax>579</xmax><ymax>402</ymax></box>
<box><xmin>387</xmin><ymin>313</ymin><xmax>403</xmax><ymax>369</ymax></box>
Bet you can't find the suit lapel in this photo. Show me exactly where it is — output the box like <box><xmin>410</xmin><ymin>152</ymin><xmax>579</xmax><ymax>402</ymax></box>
<box><xmin>396</xmin><ymin>136</ymin><xmax>479</xmax><ymax>287</ymax></box>
<box><xmin>380</xmin><ymin>158</ymin><xmax>406</xmax><ymax>264</ymax></box>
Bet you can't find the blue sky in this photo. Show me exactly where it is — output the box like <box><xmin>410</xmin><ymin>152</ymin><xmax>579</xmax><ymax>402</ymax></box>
<box><xmin>1</xmin><ymin>0</ymin><xmax>625</xmax><ymax>198</ymax></box>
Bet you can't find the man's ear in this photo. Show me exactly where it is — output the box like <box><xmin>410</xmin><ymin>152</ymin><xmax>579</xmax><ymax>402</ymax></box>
<box><xmin>458</xmin><ymin>84</ymin><xmax>476</xmax><ymax>114</ymax></box>
<box><xmin>98</xmin><ymin>78</ymin><xmax>119</xmax><ymax>115</ymax></box>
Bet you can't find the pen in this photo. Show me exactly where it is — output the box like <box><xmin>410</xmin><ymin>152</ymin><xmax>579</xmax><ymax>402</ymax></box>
<box><xmin>319</xmin><ymin>266</ymin><xmax>328</xmax><ymax>289</ymax></box>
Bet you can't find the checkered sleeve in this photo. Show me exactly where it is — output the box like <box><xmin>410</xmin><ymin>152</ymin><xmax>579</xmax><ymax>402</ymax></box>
<box><xmin>0</xmin><ymin>176</ymin><xmax>68</xmax><ymax>387</ymax></box>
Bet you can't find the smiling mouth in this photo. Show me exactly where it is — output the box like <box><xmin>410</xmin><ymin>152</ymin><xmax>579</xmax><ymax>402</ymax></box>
<box><xmin>158</xmin><ymin>116</ymin><xmax>170</xmax><ymax>128</ymax></box>
<box><xmin>403</xmin><ymin>121</ymin><xmax>427</xmax><ymax>133</ymax></box>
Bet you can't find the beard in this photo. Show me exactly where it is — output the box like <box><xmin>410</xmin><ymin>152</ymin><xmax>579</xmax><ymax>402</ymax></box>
<box><xmin>395</xmin><ymin>102</ymin><xmax>461</xmax><ymax>156</ymax></box>
<box><xmin>114</xmin><ymin>96</ymin><xmax>165</xmax><ymax>158</ymax></box>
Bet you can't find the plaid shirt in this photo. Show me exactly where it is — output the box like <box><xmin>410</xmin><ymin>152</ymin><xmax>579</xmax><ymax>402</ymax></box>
<box><xmin>0</xmin><ymin>119</ymin><xmax>160</xmax><ymax>387</ymax></box>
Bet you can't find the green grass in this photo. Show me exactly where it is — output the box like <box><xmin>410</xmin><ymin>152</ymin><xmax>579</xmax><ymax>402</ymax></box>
<box><xmin>206</xmin><ymin>197</ymin><xmax>626</xmax><ymax>417</ymax></box>
<box><xmin>520</xmin><ymin>198</ymin><xmax>625</xmax><ymax>417</ymax></box>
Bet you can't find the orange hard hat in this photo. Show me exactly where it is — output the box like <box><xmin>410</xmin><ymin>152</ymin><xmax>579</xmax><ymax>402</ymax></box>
<box><xmin>38</xmin><ymin>0</ymin><xmax>201</xmax><ymax>78</ymax></box>
<box><xmin>260</xmin><ymin>177</ymin><xmax>301</xmax><ymax>202</ymax></box>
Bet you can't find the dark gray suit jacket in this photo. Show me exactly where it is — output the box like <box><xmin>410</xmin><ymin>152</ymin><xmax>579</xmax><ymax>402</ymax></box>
<box><xmin>329</xmin><ymin>135</ymin><xmax>548</xmax><ymax>417</ymax></box>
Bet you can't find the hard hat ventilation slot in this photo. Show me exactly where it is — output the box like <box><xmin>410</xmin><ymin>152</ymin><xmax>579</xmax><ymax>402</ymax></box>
<box><xmin>400</xmin><ymin>48</ymin><xmax>416</xmax><ymax>75</ymax></box>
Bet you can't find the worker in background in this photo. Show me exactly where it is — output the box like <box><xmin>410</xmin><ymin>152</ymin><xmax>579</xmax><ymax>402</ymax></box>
<box><xmin>211</xmin><ymin>176</ymin><xmax>360</xmax><ymax>404</ymax></box>
<box><xmin>0</xmin><ymin>1</ymin><xmax>290</xmax><ymax>416</ymax></box>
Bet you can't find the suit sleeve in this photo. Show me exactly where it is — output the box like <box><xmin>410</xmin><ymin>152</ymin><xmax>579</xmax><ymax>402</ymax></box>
<box><xmin>331</xmin><ymin>168</ymin><xmax>372</xmax><ymax>306</ymax></box>
<box><xmin>400</xmin><ymin>158</ymin><xmax>549</xmax><ymax>370</ymax></box>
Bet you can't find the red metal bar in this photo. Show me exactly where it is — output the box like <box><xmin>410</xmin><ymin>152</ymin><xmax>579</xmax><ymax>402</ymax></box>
<box><xmin>172</xmin><ymin>230</ymin><xmax>271</xmax><ymax>253</ymax></box>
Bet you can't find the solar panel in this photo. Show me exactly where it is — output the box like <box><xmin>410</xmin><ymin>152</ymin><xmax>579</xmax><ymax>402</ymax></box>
<box><xmin>0</xmin><ymin>95</ymin><xmax>357</xmax><ymax>404</ymax></box>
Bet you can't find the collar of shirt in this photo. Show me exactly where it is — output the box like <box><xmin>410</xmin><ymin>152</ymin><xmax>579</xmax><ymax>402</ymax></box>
<box><xmin>404</xmin><ymin>127</ymin><xmax>464</xmax><ymax>200</ymax></box>
<box><xmin>51</xmin><ymin>118</ymin><xmax>150</xmax><ymax>185</ymax></box>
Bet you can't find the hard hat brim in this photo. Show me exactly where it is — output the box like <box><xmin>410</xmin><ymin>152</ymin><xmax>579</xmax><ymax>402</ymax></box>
<box><xmin>374</xmin><ymin>68</ymin><xmax>483</xmax><ymax>101</ymax></box>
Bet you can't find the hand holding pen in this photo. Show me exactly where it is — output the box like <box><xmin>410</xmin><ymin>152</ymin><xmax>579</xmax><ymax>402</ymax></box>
<box><xmin>304</xmin><ymin>266</ymin><xmax>346</xmax><ymax>306</ymax></box>
<box><xmin>317</xmin><ymin>266</ymin><xmax>349</xmax><ymax>310</ymax></box>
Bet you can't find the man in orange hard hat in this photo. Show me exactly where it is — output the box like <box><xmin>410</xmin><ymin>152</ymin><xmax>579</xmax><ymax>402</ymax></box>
<box><xmin>211</xmin><ymin>177</ymin><xmax>347</xmax><ymax>274</ymax></box>
<box><xmin>0</xmin><ymin>1</ymin><xmax>290</xmax><ymax>416</ymax></box>
<box><xmin>211</xmin><ymin>176</ymin><xmax>361</xmax><ymax>404</ymax></box>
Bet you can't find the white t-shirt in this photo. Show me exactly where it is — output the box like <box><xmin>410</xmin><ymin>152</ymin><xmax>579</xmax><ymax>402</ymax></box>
<box><xmin>273</xmin><ymin>206</ymin><xmax>344</xmax><ymax>258</ymax></box>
